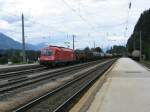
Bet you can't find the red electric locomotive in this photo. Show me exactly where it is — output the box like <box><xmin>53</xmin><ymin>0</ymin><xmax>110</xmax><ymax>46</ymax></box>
<box><xmin>39</xmin><ymin>46</ymin><xmax>76</xmax><ymax>66</ymax></box>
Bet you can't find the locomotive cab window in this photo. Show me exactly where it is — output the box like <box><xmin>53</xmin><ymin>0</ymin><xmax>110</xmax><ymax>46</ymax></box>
<box><xmin>41</xmin><ymin>49</ymin><xmax>53</xmax><ymax>56</ymax></box>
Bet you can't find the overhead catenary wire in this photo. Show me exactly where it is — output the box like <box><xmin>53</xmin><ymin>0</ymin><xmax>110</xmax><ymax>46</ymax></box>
<box><xmin>61</xmin><ymin>0</ymin><xmax>95</xmax><ymax>30</ymax></box>
<box><xmin>0</xmin><ymin>9</ymin><xmax>68</xmax><ymax>35</ymax></box>
<box><xmin>24</xmin><ymin>17</ymin><xmax>67</xmax><ymax>34</ymax></box>
<box><xmin>124</xmin><ymin>1</ymin><xmax>132</xmax><ymax>38</ymax></box>
<box><xmin>75</xmin><ymin>0</ymin><xmax>128</xmax><ymax>29</ymax></box>
<box><xmin>1</xmin><ymin>1</ymin><xmax>132</xmax><ymax>35</ymax></box>
<box><xmin>0</xmin><ymin>1</ymin><xmax>135</xmax><ymax>49</ymax></box>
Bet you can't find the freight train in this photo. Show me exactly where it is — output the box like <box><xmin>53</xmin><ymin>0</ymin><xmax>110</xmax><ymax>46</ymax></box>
<box><xmin>39</xmin><ymin>45</ymin><xmax>113</xmax><ymax>66</ymax></box>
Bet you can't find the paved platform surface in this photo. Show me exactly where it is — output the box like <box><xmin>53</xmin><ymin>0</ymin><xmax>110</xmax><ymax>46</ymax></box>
<box><xmin>87</xmin><ymin>58</ymin><xmax>150</xmax><ymax>112</ymax></box>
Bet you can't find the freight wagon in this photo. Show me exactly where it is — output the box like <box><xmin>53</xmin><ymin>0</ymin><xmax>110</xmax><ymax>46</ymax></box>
<box><xmin>39</xmin><ymin>45</ymin><xmax>113</xmax><ymax>66</ymax></box>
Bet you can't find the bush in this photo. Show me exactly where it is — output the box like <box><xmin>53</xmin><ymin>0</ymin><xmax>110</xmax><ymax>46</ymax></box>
<box><xmin>0</xmin><ymin>57</ymin><xmax>8</xmax><ymax>64</ymax></box>
<box><xmin>11</xmin><ymin>56</ymin><xmax>20</xmax><ymax>63</ymax></box>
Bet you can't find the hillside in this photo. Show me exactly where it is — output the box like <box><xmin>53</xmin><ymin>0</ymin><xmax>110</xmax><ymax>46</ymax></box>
<box><xmin>0</xmin><ymin>33</ymin><xmax>37</xmax><ymax>50</ymax></box>
<box><xmin>127</xmin><ymin>9</ymin><xmax>150</xmax><ymax>60</ymax></box>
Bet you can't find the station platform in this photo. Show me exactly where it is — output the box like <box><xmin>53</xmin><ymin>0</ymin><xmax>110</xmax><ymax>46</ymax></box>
<box><xmin>70</xmin><ymin>58</ymin><xmax>150</xmax><ymax>112</ymax></box>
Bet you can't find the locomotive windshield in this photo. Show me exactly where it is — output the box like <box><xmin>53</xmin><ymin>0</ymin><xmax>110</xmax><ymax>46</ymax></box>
<box><xmin>41</xmin><ymin>49</ymin><xmax>53</xmax><ymax>56</ymax></box>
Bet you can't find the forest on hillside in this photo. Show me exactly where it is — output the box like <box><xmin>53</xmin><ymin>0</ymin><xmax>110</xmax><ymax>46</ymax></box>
<box><xmin>127</xmin><ymin>9</ymin><xmax>150</xmax><ymax>60</ymax></box>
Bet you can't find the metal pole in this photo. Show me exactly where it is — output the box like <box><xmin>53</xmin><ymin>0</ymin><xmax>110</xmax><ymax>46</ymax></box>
<box><xmin>73</xmin><ymin>35</ymin><xmax>75</xmax><ymax>50</ymax></box>
<box><xmin>126</xmin><ymin>44</ymin><xmax>128</xmax><ymax>54</ymax></box>
<box><xmin>133</xmin><ymin>34</ymin><xmax>135</xmax><ymax>50</ymax></box>
<box><xmin>94</xmin><ymin>41</ymin><xmax>95</xmax><ymax>49</ymax></box>
<box><xmin>140</xmin><ymin>31</ymin><xmax>142</xmax><ymax>61</ymax></box>
<box><xmin>22</xmin><ymin>13</ymin><xmax>26</xmax><ymax>63</ymax></box>
<box><xmin>49</xmin><ymin>33</ymin><xmax>51</xmax><ymax>45</ymax></box>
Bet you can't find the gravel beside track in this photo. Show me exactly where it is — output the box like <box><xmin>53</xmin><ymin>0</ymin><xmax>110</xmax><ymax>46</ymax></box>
<box><xmin>0</xmin><ymin>60</ymin><xmax>105</xmax><ymax>95</ymax></box>
<box><xmin>0</xmin><ymin>66</ymin><xmax>47</xmax><ymax>79</ymax></box>
<box><xmin>13</xmin><ymin>59</ymin><xmax>116</xmax><ymax>112</ymax></box>
<box><xmin>0</xmin><ymin>59</ymin><xmax>112</xmax><ymax>112</ymax></box>
<box><xmin>0</xmin><ymin>64</ymin><xmax>41</xmax><ymax>74</ymax></box>
<box><xmin>141</xmin><ymin>61</ymin><xmax>150</xmax><ymax>69</ymax></box>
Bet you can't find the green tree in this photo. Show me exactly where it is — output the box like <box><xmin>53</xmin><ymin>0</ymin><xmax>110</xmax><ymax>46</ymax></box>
<box><xmin>11</xmin><ymin>56</ymin><xmax>20</xmax><ymax>63</ymax></box>
<box><xmin>95</xmin><ymin>47</ymin><xmax>102</xmax><ymax>52</ymax></box>
<box><xmin>0</xmin><ymin>56</ymin><xmax>8</xmax><ymax>64</ymax></box>
<box><xmin>84</xmin><ymin>47</ymin><xmax>90</xmax><ymax>52</ymax></box>
<box><xmin>127</xmin><ymin>9</ymin><xmax>150</xmax><ymax>60</ymax></box>
<box><xmin>107</xmin><ymin>45</ymin><xmax>126</xmax><ymax>55</ymax></box>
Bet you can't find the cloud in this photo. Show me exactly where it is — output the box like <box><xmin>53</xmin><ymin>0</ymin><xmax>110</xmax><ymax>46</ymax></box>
<box><xmin>0</xmin><ymin>19</ymin><xmax>10</xmax><ymax>30</ymax></box>
<box><xmin>0</xmin><ymin>0</ymin><xmax>150</xmax><ymax>49</ymax></box>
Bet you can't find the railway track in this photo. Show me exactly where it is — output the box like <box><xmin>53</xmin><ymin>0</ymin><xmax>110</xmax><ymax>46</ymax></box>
<box><xmin>141</xmin><ymin>61</ymin><xmax>150</xmax><ymax>69</ymax></box>
<box><xmin>0</xmin><ymin>66</ymin><xmax>48</xmax><ymax>79</ymax></box>
<box><xmin>12</xmin><ymin>59</ymin><xmax>116</xmax><ymax>112</ymax></box>
<box><xmin>0</xmin><ymin>59</ymin><xmax>107</xmax><ymax>94</ymax></box>
<box><xmin>0</xmin><ymin>64</ymin><xmax>42</xmax><ymax>74</ymax></box>
<box><xmin>0</xmin><ymin>60</ymin><xmax>105</xmax><ymax>80</ymax></box>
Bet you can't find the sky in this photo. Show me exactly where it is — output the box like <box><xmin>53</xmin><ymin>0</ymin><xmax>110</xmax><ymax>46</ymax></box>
<box><xmin>0</xmin><ymin>0</ymin><xmax>150</xmax><ymax>50</ymax></box>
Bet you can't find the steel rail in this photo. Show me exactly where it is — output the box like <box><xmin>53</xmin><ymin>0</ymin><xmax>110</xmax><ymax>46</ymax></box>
<box><xmin>0</xmin><ymin>60</ymin><xmax>106</xmax><ymax>93</ymax></box>
<box><xmin>13</xmin><ymin>59</ymin><xmax>115</xmax><ymax>112</ymax></box>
